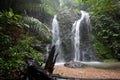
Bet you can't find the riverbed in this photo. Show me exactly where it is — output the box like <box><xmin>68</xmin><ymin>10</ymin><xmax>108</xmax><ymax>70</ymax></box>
<box><xmin>53</xmin><ymin>62</ymin><xmax>120</xmax><ymax>79</ymax></box>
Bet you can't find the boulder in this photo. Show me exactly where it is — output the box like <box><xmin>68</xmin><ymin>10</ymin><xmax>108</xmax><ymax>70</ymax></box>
<box><xmin>57</xmin><ymin>9</ymin><xmax>78</xmax><ymax>61</ymax></box>
<box><xmin>64</xmin><ymin>61</ymin><xmax>88</xmax><ymax>68</ymax></box>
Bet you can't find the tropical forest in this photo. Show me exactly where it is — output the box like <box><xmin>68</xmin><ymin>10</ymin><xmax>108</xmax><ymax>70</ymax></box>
<box><xmin>0</xmin><ymin>0</ymin><xmax>120</xmax><ymax>80</ymax></box>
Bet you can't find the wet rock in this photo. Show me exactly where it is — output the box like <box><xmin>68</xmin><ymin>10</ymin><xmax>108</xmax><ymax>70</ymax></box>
<box><xmin>57</xmin><ymin>9</ymin><xmax>97</xmax><ymax>61</ymax></box>
<box><xmin>64</xmin><ymin>61</ymin><xmax>88</xmax><ymax>68</ymax></box>
<box><xmin>57</xmin><ymin>9</ymin><xmax>78</xmax><ymax>61</ymax></box>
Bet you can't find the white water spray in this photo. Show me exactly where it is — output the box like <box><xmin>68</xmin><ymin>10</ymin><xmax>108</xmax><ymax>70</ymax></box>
<box><xmin>72</xmin><ymin>10</ymin><xmax>90</xmax><ymax>61</ymax></box>
<box><xmin>52</xmin><ymin>15</ymin><xmax>64</xmax><ymax>62</ymax></box>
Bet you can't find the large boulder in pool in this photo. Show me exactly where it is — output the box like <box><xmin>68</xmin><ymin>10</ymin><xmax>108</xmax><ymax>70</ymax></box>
<box><xmin>64</xmin><ymin>61</ymin><xmax>88</xmax><ymax>68</ymax></box>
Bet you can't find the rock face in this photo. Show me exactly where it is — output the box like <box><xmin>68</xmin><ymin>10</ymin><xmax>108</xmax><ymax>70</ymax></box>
<box><xmin>57</xmin><ymin>9</ymin><xmax>96</xmax><ymax>62</ymax></box>
<box><xmin>57</xmin><ymin>9</ymin><xmax>78</xmax><ymax>62</ymax></box>
<box><xmin>78</xmin><ymin>15</ymin><xmax>96</xmax><ymax>61</ymax></box>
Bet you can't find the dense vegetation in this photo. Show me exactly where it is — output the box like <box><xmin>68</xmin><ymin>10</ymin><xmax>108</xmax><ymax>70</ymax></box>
<box><xmin>0</xmin><ymin>1</ymin><xmax>51</xmax><ymax>79</ymax></box>
<box><xmin>0</xmin><ymin>0</ymin><xmax>120</xmax><ymax>79</ymax></box>
<box><xmin>77</xmin><ymin>0</ymin><xmax>120</xmax><ymax>61</ymax></box>
<box><xmin>0</xmin><ymin>9</ymin><xmax>47</xmax><ymax>79</ymax></box>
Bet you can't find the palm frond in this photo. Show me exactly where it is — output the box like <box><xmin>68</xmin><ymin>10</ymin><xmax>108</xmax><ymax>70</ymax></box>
<box><xmin>23</xmin><ymin>16</ymin><xmax>52</xmax><ymax>40</ymax></box>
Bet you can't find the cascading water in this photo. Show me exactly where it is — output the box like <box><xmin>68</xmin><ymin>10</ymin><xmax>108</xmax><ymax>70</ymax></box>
<box><xmin>45</xmin><ymin>44</ymin><xmax>51</xmax><ymax>60</ymax></box>
<box><xmin>52</xmin><ymin>15</ymin><xmax>64</xmax><ymax>62</ymax></box>
<box><xmin>52</xmin><ymin>10</ymin><xmax>96</xmax><ymax>63</ymax></box>
<box><xmin>72</xmin><ymin>10</ymin><xmax>91</xmax><ymax>61</ymax></box>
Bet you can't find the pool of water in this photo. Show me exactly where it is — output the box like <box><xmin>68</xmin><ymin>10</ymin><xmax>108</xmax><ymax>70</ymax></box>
<box><xmin>55</xmin><ymin>62</ymin><xmax>65</xmax><ymax>66</ymax></box>
<box><xmin>54</xmin><ymin>62</ymin><xmax>120</xmax><ymax>80</ymax></box>
<box><xmin>81</xmin><ymin>62</ymin><xmax>120</xmax><ymax>69</ymax></box>
<box><xmin>55</xmin><ymin>61</ymin><xmax>120</xmax><ymax>69</ymax></box>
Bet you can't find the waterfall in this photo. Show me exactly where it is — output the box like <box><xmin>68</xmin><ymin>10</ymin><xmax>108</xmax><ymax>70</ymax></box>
<box><xmin>52</xmin><ymin>15</ymin><xmax>64</xmax><ymax>62</ymax></box>
<box><xmin>52</xmin><ymin>10</ymin><xmax>95</xmax><ymax>63</ymax></box>
<box><xmin>72</xmin><ymin>10</ymin><xmax>91</xmax><ymax>61</ymax></box>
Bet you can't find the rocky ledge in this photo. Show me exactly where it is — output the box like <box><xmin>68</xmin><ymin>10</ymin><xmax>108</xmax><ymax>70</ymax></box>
<box><xmin>64</xmin><ymin>61</ymin><xmax>88</xmax><ymax>68</ymax></box>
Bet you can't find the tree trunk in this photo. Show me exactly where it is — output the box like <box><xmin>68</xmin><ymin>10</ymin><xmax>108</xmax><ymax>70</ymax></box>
<box><xmin>44</xmin><ymin>45</ymin><xmax>58</xmax><ymax>74</ymax></box>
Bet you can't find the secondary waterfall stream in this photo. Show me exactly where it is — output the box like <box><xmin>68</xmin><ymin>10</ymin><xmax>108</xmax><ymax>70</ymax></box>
<box><xmin>72</xmin><ymin>10</ymin><xmax>91</xmax><ymax>61</ymax></box>
<box><xmin>52</xmin><ymin>15</ymin><xmax>64</xmax><ymax>62</ymax></box>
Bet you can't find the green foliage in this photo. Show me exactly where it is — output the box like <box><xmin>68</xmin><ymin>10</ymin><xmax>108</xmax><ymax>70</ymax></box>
<box><xmin>0</xmin><ymin>36</ymin><xmax>44</xmax><ymax>79</ymax></box>
<box><xmin>103</xmin><ymin>59</ymin><xmax>118</xmax><ymax>62</ymax></box>
<box><xmin>73</xmin><ymin>0</ymin><xmax>120</xmax><ymax>61</ymax></box>
<box><xmin>41</xmin><ymin>0</ymin><xmax>60</xmax><ymax>15</ymax></box>
<box><xmin>82</xmin><ymin>0</ymin><xmax>120</xmax><ymax>60</ymax></box>
<box><xmin>23</xmin><ymin>16</ymin><xmax>52</xmax><ymax>43</ymax></box>
<box><xmin>93</xmin><ymin>36</ymin><xmax>112</xmax><ymax>60</ymax></box>
<box><xmin>0</xmin><ymin>33</ymin><xmax>11</xmax><ymax>51</ymax></box>
<box><xmin>42</xmin><ymin>0</ymin><xmax>77</xmax><ymax>15</ymax></box>
<box><xmin>0</xmin><ymin>9</ymin><xmax>23</xmax><ymax>52</ymax></box>
<box><xmin>0</xmin><ymin>9</ymin><xmax>45</xmax><ymax>79</ymax></box>
<box><xmin>0</xmin><ymin>8</ymin><xmax>22</xmax><ymax>26</ymax></box>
